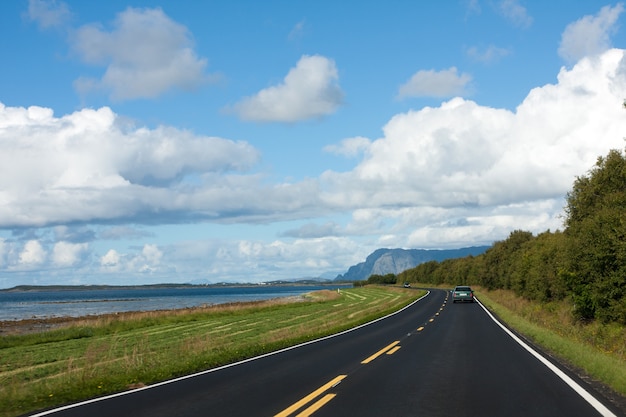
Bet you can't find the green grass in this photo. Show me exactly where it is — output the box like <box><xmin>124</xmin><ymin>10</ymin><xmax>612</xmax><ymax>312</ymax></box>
<box><xmin>474</xmin><ymin>288</ymin><xmax>626</xmax><ymax>397</ymax></box>
<box><xmin>0</xmin><ymin>286</ymin><xmax>422</xmax><ymax>417</ymax></box>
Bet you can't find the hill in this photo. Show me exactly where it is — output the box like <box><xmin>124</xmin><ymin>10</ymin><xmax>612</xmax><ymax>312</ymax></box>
<box><xmin>334</xmin><ymin>246</ymin><xmax>490</xmax><ymax>282</ymax></box>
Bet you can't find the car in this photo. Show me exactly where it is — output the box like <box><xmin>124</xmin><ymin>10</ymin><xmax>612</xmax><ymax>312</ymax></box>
<box><xmin>403</xmin><ymin>282</ymin><xmax>411</xmax><ymax>288</ymax></box>
<box><xmin>452</xmin><ymin>285</ymin><xmax>474</xmax><ymax>303</ymax></box>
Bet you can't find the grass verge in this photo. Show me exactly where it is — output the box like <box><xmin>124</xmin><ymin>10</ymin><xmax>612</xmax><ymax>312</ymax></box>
<box><xmin>0</xmin><ymin>286</ymin><xmax>422</xmax><ymax>417</ymax></box>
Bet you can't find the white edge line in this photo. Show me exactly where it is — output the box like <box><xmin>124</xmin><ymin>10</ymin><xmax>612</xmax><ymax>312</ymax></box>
<box><xmin>475</xmin><ymin>297</ymin><xmax>617</xmax><ymax>417</ymax></box>
<box><xmin>30</xmin><ymin>290</ymin><xmax>431</xmax><ymax>416</ymax></box>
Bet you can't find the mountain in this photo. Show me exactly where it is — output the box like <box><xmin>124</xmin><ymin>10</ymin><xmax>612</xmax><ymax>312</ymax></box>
<box><xmin>334</xmin><ymin>246</ymin><xmax>490</xmax><ymax>282</ymax></box>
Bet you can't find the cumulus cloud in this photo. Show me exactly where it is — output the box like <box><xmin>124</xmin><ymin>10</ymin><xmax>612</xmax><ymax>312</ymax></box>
<box><xmin>2</xmin><ymin>50</ymin><xmax>625</xmax><ymax>244</ymax></box>
<box><xmin>397</xmin><ymin>67</ymin><xmax>472</xmax><ymax>99</ymax></box>
<box><xmin>0</xmin><ymin>103</ymin><xmax>260</xmax><ymax>226</ymax></box>
<box><xmin>229</xmin><ymin>55</ymin><xmax>344</xmax><ymax>122</ymax></box>
<box><xmin>558</xmin><ymin>4</ymin><xmax>624</xmax><ymax>64</ymax></box>
<box><xmin>2</xmin><ymin>47</ymin><xmax>626</xmax><ymax>283</ymax></box>
<box><xmin>99</xmin><ymin>244</ymin><xmax>162</xmax><ymax>274</ymax></box>
<box><xmin>52</xmin><ymin>241</ymin><xmax>88</xmax><ymax>267</ymax></box>
<box><xmin>18</xmin><ymin>240</ymin><xmax>46</xmax><ymax>268</ymax></box>
<box><xmin>26</xmin><ymin>0</ymin><xmax>71</xmax><ymax>30</ymax></box>
<box><xmin>70</xmin><ymin>7</ymin><xmax>213</xmax><ymax>100</ymax></box>
<box><xmin>141</xmin><ymin>244</ymin><xmax>162</xmax><ymax>265</ymax></box>
<box><xmin>100</xmin><ymin>249</ymin><xmax>121</xmax><ymax>269</ymax></box>
<box><xmin>324</xmin><ymin>49</ymin><xmax>626</xmax><ymax>247</ymax></box>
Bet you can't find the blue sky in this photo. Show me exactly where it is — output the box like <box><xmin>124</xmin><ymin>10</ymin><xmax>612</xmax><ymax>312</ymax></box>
<box><xmin>1</xmin><ymin>0</ymin><xmax>626</xmax><ymax>288</ymax></box>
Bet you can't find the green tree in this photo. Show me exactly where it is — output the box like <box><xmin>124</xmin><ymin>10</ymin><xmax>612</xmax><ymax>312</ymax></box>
<box><xmin>509</xmin><ymin>231</ymin><xmax>567</xmax><ymax>302</ymax></box>
<box><xmin>367</xmin><ymin>273</ymin><xmax>397</xmax><ymax>285</ymax></box>
<box><xmin>481</xmin><ymin>230</ymin><xmax>534</xmax><ymax>290</ymax></box>
<box><xmin>563</xmin><ymin>149</ymin><xmax>626</xmax><ymax>323</ymax></box>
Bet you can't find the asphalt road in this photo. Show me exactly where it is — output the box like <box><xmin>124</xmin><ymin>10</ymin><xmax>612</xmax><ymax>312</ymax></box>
<box><xmin>29</xmin><ymin>289</ymin><xmax>624</xmax><ymax>417</ymax></box>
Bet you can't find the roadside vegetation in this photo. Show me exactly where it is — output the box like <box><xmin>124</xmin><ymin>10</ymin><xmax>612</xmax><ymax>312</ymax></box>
<box><xmin>0</xmin><ymin>286</ymin><xmax>422</xmax><ymax>417</ymax></box>
<box><xmin>389</xmin><ymin>147</ymin><xmax>626</xmax><ymax>397</ymax></box>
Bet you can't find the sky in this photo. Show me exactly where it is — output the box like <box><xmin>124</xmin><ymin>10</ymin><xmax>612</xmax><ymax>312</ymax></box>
<box><xmin>1</xmin><ymin>0</ymin><xmax>626</xmax><ymax>288</ymax></box>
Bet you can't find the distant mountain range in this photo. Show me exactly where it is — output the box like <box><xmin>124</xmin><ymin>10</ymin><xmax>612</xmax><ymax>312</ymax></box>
<box><xmin>334</xmin><ymin>246</ymin><xmax>490</xmax><ymax>282</ymax></box>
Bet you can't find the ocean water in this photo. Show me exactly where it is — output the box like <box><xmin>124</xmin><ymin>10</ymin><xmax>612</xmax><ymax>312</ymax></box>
<box><xmin>0</xmin><ymin>285</ymin><xmax>347</xmax><ymax>321</ymax></box>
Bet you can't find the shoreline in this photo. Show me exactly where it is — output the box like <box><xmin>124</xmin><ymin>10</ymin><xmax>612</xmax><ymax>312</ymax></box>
<box><xmin>0</xmin><ymin>283</ymin><xmax>351</xmax><ymax>323</ymax></box>
<box><xmin>0</xmin><ymin>295</ymin><xmax>309</xmax><ymax>336</ymax></box>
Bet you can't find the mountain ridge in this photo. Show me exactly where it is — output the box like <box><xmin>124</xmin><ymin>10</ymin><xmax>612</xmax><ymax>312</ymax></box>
<box><xmin>334</xmin><ymin>246</ymin><xmax>490</xmax><ymax>282</ymax></box>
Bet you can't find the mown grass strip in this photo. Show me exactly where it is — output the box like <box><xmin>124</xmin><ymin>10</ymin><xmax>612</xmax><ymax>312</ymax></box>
<box><xmin>0</xmin><ymin>286</ymin><xmax>422</xmax><ymax>417</ymax></box>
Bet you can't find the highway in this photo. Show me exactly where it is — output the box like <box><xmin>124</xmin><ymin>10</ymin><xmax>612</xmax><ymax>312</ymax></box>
<box><xmin>29</xmin><ymin>289</ymin><xmax>624</xmax><ymax>417</ymax></box>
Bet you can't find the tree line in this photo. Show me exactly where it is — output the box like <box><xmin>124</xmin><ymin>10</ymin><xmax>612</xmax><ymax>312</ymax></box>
<box><xmin>390</xmin><ymin>148</ymin><xmax>626</xmax><ymax>325</ymax></box>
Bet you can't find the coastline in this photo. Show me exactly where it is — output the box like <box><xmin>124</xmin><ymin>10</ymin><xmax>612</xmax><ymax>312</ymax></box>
<box><xmin>0</xmin><ymin>283</ymin><xmax>350</xmax><ymax>322</ymax></box>
<box><xmin>0</xmin><ymin>295</ymin><xmax>308</xmax><ymax>336</ymax></box>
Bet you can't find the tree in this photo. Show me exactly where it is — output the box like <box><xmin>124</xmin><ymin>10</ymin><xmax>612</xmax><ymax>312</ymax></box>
<box><xmin>563</xmin><ymin>149</ymin><xmax>626</xmax><ymax>323</ymax></box>
<box><xmin>367</xmin><ymin>273</ymin><xmax>397</xmax><ymax>285</ymax></box>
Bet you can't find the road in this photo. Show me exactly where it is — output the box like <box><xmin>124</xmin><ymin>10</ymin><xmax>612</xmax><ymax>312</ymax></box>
<box><xmin>29</xmin><ymin>289</ymin><xmax>624</xmax><ymax>417</ymax></box>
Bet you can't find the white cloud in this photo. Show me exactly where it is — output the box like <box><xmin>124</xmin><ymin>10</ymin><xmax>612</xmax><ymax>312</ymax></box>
<box><xmin>497</xmin><ymin>0</ymin><xmax>533</xmax><ymax>28</ymax></box>
<box><xmin>70</xmin><ymin>7</ymin><xmax>212</xmax><ymax>100</ymax></box>
<box><xmin>229</xmin><ymin>55</ymin><xmax>344</xmax><ymax>122</ymax></box>
<box><xmin>2</xmin><ymin>50</ymin><xmax>626</xmax><ymax>237</ymax></box>
<box><xmin>26</xmin><ymin>0</ymin><xmax>71</xmax><ymax>30</ymax></box>
<box><xmin>324</xmin><ymin>49</ymin><xmax>626</xmax><ymax>246</ymax></box>
<box><xmin>323</xmin><ymin>136</ymin><xmax>371</xmax><ymax>158</ymax></box>
<box><xmin>18</xmin><ymin>240</ymin><xmax>46</xmax><ymax>267</ymax></box>
<box><xmin>397</xmin><ymin>67</ymin><xmax>472</xmax><ymax>99</ymax></box>
<box><xmin>558</xmin><ymin>4</ymin><xmax>624</xmax><ymax>64</ymax></box>
<box><xmin>52</xmin><ymin>241</ymin><xmax>88</xmax><ymax>266</ymax></box>
<box><xmin>101</xmin><ymin>249</ymin><xmax>120</xmax><ymax>266</ymax></box>
<box><xmin>141</xmin><ymin>244</ymin><xmax>162</xmax><ymax>266</ymax></box>
<box><xmin>2</xmin><ymin>48</ymin><xmax>626</xmax><ymax>284</ymax></box>
<box><xmin>0</xmin><ymin>103</ymin><xmax>260</xmax><ymax>227</ymax></box>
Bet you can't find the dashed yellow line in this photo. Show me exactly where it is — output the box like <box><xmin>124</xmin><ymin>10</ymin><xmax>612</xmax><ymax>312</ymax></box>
<box><xmin>361</xmin><ymin>341</ymin><xmax>400</xmax><ymax>364</ymax></box>
<box><xmin>274</xmin><ymin>375</ymin><xmax>346</xmax><ymax>417</ymax></box>
<box><xmin>387</xmin><ymin>346</ymin><xmax>401</xmax><ymax>355</ymax></box>
<box><xmin>296</xmin><ymin>394</ymin><xmax>336</xmax><ymax>417</ymax></box>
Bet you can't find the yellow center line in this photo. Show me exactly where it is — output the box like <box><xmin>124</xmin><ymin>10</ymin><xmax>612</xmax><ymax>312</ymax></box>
<box><xmin>386</xmin><ymin>346</ymin><xmax>401</xmax><ymax>355</ymax></box>
<box><xmin>296</xmin><ymin>394</ymin><xmax>337</xmax><ymax>417</ymax></box>
<box><xmin>361</xmin><ymin>341</ymin><xmax>400</xmax><ymax>364</ymax></box>
<box><xmin>274</xmin><ymin>375</ymin><xmax>346</xmax><ymax>417</ymax></box>
<box><xmin>417</xmin><ymin>326</ymin><xmax>424</xmax><ymax>331</ymax></box>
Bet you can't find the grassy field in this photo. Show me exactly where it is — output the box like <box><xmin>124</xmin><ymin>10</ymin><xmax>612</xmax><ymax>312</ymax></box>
<box><xmin>472</xmin><ymin>287</ymin><xmax>626</xmax><ymax>400</ymax></box>
<box><xmin>0</xmin><ymin>286</ymin><xmax>422</xmax><ymax>417</ymax></box>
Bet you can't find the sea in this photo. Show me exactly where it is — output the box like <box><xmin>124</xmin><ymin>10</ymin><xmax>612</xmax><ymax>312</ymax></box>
<box><xmin>0</xmin><ymin>285</ymin><xmax>349</xmax><ymax>321</ymax></box>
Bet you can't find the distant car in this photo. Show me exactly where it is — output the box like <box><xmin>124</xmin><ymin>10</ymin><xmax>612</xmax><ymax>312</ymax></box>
<box><xmin>452</xmin><ymin>286</ymin><xmax>474</xmax><ymax>303</ymax></box>
<box><xmin>403</xmin><ymin>282</ymin><xmax>411</xmax><ymax>288</ymax></box>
